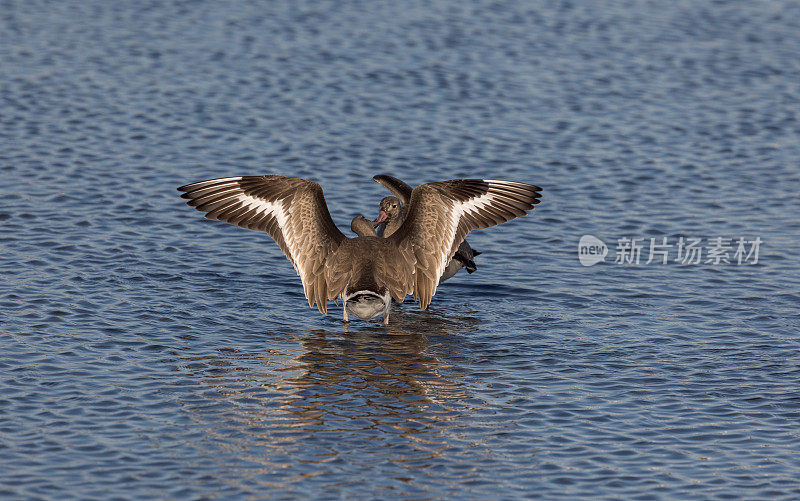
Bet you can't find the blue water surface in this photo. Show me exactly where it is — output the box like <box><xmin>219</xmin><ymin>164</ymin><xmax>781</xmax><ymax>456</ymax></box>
<box><xmin>2</xmin><ymin>0</ymin><xmax>800</xmax><ymax>499</ymax></box>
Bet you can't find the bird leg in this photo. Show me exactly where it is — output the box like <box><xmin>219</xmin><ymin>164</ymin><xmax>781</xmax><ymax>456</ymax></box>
<box><xmin>342</xmin><ymin>296</ymin><xmax>349</xmax><ymax>323</ymax></box>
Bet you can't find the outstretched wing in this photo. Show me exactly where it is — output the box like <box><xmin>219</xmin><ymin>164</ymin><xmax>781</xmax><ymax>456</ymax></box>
<box><xmin>390</xmin><ymin>179</ymin><xmax>542</xmax><ymax>309</ymax></box>
<box><xmin>373</xmin><ymin>174</ymin><xmax>413</xmax><ymax>205</ymax></box>
<box><xmin>177</xmin><ymin>176</ymin><xmax>346</xmax><ymax>313</ymax></box>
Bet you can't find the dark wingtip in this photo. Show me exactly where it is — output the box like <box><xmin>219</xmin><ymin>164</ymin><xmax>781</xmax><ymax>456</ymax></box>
<box><xmin>373</xmin><ymin>175</ymin><xmax>414</xmax><ymax>204</ymax></box>
<box><xmin>471</xmin><ymin>250</ymin><xmax>482</xmax><ymax>257</ymax></box>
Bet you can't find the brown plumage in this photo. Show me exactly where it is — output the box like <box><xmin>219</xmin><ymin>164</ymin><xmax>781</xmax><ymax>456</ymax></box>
<box><xmin>373</xmin><ymin>175</ymin><xmax>481</xmax><ymax>283</ymax></box>
<box><xmin>178</xmin><ymin>175</ymin><xmax>542</xmax><ymax>323</ymax></box>
<box><xmin>374</xmin><ymin>196</ymin><xmax>406</xmax><ymax>238</ymax></box>
<box><xmin>350</xmin><ymin>215</ymin><xmax>378</xmax><ymax>237</ymax></box>
<box><xmin>178</xmin><ymin>176</ymin><xmax>344</xmax><ymax>314</ymax></box>
<box><xmin>388</xmin><ymin>179</ymin><xmax>541</xmax><ymax>309</ymax></box>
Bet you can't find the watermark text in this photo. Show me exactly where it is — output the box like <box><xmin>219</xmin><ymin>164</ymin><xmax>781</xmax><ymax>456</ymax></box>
<box><xmin>579</xmin><ymin>235</ymin><xmax>761</xmax><ymax>266</ymax></box>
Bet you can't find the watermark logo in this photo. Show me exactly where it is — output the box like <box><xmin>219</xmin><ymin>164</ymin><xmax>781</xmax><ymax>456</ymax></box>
<box><xmin>578</xmin><ymin>235</ymin><xmax>608</xmax><ymax>266</ymax></box>
<box><xmin>578</xmin><ymin>236</ymin><xmax>762</xmax><ymax>266</ymax></box>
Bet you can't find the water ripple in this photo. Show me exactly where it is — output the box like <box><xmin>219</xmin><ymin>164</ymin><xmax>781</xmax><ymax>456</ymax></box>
<box><xmin>3</xmin><ymin>0</ymin><xmax>800</xmax><ymax>499</ymax></box>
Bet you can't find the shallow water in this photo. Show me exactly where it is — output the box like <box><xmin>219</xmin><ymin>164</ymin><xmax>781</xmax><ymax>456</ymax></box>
<box><xmin>2</xmin><ymin>0</ymin><xmax>800</xmax><ymax>498</ymax></box>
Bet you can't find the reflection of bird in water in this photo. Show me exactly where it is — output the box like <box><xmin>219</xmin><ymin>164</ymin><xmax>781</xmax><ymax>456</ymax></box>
<box><xmin>178</xmin><ymin>312</ymin><xmax>479</xmax><ymax>463</ymax></box>
<box><xmin>178</xmin><ymin>175</ymin><xmax>541</xmax><ymax>324</ymax></box>
<box><xmin>286</xmin><ymin>331</ymin><xmax>465</xmax><ymax>415</ymax></box>
<box><xmin>287</xmin><ymin>308</ymin><xmax>478</xmax><ymax>406</ymax></box>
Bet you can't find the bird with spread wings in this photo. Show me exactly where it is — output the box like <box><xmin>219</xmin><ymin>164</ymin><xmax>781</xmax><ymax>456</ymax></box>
<box><xmin>178</xmin><ymin>175</ymin><xmax>541</xmax><ymax>323</ymax></box>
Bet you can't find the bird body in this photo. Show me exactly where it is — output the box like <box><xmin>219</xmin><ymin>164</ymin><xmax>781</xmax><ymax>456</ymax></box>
<box><xmin>326</xmin><ymin>235</ymin><xmax>414</xmax><ymax>323</ymax></box>
<box><xmin>178</xmin><ymin>175</ymin><xmax>541</xmax><ymax>324</ymax></box>
<box><xmin>372</xmin><ymin>175</ymin><xmax>482</xmax><ymax>283</ymax></box>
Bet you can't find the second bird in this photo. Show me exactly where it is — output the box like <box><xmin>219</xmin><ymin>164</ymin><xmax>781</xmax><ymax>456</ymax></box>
<box><xmin>372</xmin><ymin>175</ymin><xmax>481</xmax><ymax>283</ymax></box>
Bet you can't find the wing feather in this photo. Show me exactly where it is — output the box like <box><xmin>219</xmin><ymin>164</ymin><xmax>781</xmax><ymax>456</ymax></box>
<box><xmin>178</xmin><ymin>175</ymin><xmax>346</xmax><ymax>313</ymax></box>
<box><xmin>373</xmin><ymin>174</ymin><xmax>413</xmax><ymax>205</ymax></box>
<box><xmin>391</xmin><ymin>179</ymin><xmax>542</xmax><ymax>309</ymax></box>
